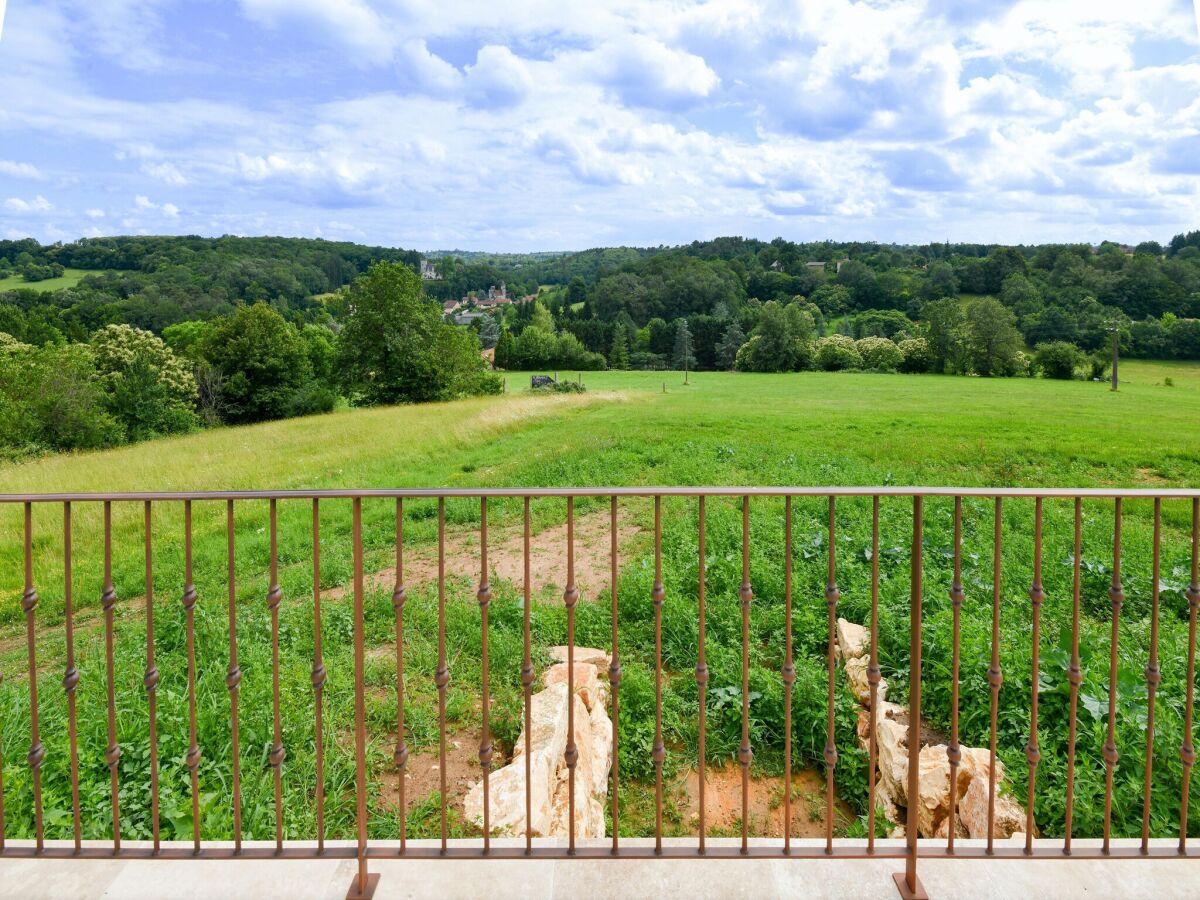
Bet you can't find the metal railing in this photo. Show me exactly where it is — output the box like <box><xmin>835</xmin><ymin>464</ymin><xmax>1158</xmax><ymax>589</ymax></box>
<box><xmin>0</xmin><ymin>487</ymin><xmax>1198</xmax><ymax>900</ymax></box>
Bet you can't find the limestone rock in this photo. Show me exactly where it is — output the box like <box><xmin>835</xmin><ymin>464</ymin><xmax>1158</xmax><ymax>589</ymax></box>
<box><xmin>843</xmin><ymin>656</ymin><xmax>870</xmax><ymax>703</ymax></box>
<box><xmin>844</xmin><ymin>657</ymin><xmax>888</xmax><ymax>705</ymax></box>
<box><xmin>836</xmin><ymin>618</ymin><xmax>869</xmax><ymax>662</ymax></box>
<box><xmin>549</xmin><ymin>694</ymin><xmax>605</xmax><ymax>838</ymax></box>
<box><xmin>512</xmin><ymin>683</ymin><xmax>570</xmax><ymax>761</ymax></box>
<box><xmin>876</xmin><ymin>716</ymin><xmax>910</xmax><ymax>807</ymax></box>
<box><xmin>549</xmin><ymin>646</ymin><xmax>610</xmax><ymax>668</ymax></box>
<box><xmin>467</xmin><ymin>683</ymin><xmax>570</xmax><ymax>836</ymax></box>
<box><xmin>544</xmin><ymin>662</ymin><xmax>603</xmax><ymax>711</ymax></box>
<box><xmin>589</xmin><ymin>695</ymin><xmax>614</xmax><ymax>796</ymax></box>
<box><xmin>915</xmin><ymin>745</ymin><xmax>951</xmax><ymax>837</ymax></box>
<box><xmin>958</xmin><ymin>753</ymin><xmax>1028</xmax><ymax>840</ymax></box>
<box><xmin>464</xmin><ymin>749</ymin><xmax>557</xmax><ymax>837</ymax></box>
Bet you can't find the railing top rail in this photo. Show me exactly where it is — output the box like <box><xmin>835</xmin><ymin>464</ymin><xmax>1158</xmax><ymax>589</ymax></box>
<box><xmin>0</xmin><ymin>486</ymin><xmax>1198</xmax><ymax>502</ymax></box>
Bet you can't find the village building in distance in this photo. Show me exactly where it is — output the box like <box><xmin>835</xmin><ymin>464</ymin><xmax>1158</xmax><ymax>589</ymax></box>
<box><xmin>444</xmin><ymin>280</ymin><xmax>539</xmax><ymax>324</ymax></box>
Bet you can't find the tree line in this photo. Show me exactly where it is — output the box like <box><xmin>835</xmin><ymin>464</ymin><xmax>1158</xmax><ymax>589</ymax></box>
<box><xmin>471</xmin><ymin>234</ymin><xmax>1200</xmax><ymax>374</ymax></box>
<box><xmin>0</xmin><ymin>264</ymin><xmax>496</xmax><ymax>458</ymax></box>
<box><xmin>4</xmin><ymin>231</ymin><xmax>1200</xmax><ymax>457</ymax></box>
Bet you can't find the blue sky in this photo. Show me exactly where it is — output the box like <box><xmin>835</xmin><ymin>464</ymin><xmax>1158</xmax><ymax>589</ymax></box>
<box><xmin>1</xmin><ymin>0</ymin><xmax>1199</xmax><ymax>251</ymax></box>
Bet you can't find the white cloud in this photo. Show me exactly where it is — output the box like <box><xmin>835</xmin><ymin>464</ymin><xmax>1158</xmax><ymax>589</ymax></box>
<box><xmin>132</xmin><ymin>194</ymin><xmax>180</xmax><ymax>216</ymax></box>
<box><xmin>3</xmin><ymin>0</ymin><xmax>1200</xmax><ymax>247</ymax></box>
<box><xmin>86</xmin><ymin>208</ymin><xmax>106</xmax><ymax>218</ymax></box>
<box><xmin>464</xmin><ymin>45</ymin><xmax>533</xmax><ymax>109</ymax></box>
<box><xmin>583</xmin><ymin>35</ymin><xmax>719</xmax><ymax>109</ymax></box>
<box><xmin>237</xmin><ymin>0</ymin><xmax>394</xmax><ymax>64</ymax></box>
<box><xmin>0</xmin><ymin>160</ymin><xmax>40</xmax><ymax>179</ymax></box>
<box><xmin>3</xmin><ymin>195</ymin><xmax>52</xmax><ymax>213</ymax></box>
<box><xmin>141</xmin><ymin>161</ymin><xmax>188</xmax><ymax>185</ymax></box>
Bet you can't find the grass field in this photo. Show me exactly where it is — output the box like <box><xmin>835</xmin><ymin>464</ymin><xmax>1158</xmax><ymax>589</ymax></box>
<box><xmin>0</xmin><ymin>268</ymin><xmax>98</xmax><ymax>293</ymax></box>
<box><xmin>1</xmin><ymin>361</ymin><xmax>1199</xmax><ymax>846</ymax></box>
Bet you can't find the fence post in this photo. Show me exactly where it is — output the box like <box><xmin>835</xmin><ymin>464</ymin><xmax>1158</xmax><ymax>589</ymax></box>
<box><xmin>347</xmin><ymin>497</ymin><xmax>379</xmax><ymax>899</ymax></box>
<box><xmin>894</xmin><ymin>495</ymin><xmax>928</xmax><ymax>899</ymax></box>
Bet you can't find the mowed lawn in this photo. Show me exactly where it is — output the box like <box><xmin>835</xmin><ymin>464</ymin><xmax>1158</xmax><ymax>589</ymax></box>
<box><xmin>1</xmin><ymin>361</ymin><xmax>1199</xmax><ymax>847</ymax></box>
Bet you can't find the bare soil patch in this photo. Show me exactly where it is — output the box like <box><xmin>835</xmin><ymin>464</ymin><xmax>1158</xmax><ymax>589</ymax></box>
<box><xmin>329</xmin><ymin>505</ymin><xmax>646</xmax><ymax>604</ymax></box>
<box><xmin>379</xmin><ymin>733</ymin><xmax>482</xmax><ymax>816</ymax></box>
<box><xmin>681</xmin><ymin>763</ymin><xmax>855</xmax><ymax>838</ymax></box>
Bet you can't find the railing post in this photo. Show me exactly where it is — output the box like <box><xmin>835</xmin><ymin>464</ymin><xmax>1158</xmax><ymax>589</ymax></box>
<box><xmin>894</xmin><ymin>495</ymin><xmax>928</xmax><ymax>900</ymax></box>
<box><xmin>347</xmin><ymin>497</ymin><xmax>379</xmax><ymax>899</ymax></box>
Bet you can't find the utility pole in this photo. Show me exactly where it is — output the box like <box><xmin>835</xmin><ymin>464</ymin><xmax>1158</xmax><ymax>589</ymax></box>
<box><xmin>1109</xmin><ymin>321</ymin><xmax>1121</xmax><ymax>392</ymax></box>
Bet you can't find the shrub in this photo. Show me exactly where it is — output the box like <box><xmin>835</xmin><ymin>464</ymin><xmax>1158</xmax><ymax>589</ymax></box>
<box><xmin>0</xmin><ymin>342</ymin><xmax>122</xmax><ymax>453</ymax></box>
<box><xmin>90</xmin><ymin>324</ymin><xmax>199</xmax><ymax>438</ymax></box>
<box><xmin>1033</xmin><ymin>341</ymin><xmax>1086</xmax><ymax>379</ymax></box>
<box><xmin>814</xmin><ymin>334</ymin><xmax>863</xmax><ymax>371</ymax></box>
<box><xmin>629</xmin><ymin>351</ymin><xmax>667</xmax><ymax>370</ymax></box>
<box><xmin>530</xmin><ymin>380</ymin><xmax>586</xmax><ymax>394</ymax></box>
<box><xmin>897</xmin><ymin>337</ymin><xmax>933</xmax><ymax>373</ymax></box>
<box><xmin>854</xmin><ymin>336</ymin><xmax>903</xmax><ymax>371</ymax></box>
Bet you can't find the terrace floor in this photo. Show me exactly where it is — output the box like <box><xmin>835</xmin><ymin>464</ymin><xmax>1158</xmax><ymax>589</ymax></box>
<box><xmin>1</xmin><ymin>838</ymin><xmax>1197</xmax><ymax>899</ymax></box>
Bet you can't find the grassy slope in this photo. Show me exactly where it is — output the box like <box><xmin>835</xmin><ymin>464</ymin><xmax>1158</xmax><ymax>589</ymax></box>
<box><xmin>0</xmin><ymin>268</ymin><xmax>95</xmax><ymax>293</ymax></box>
<box><xmin>1</xmin><ymin>361</ymin><xmax>1199</xmax><ymax>844</ymax></box>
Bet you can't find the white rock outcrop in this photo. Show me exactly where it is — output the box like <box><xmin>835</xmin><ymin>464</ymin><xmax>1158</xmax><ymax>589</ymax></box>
<box><xmin>836</xmin><ymin>616</ymin><xmax>1031</xmax><ymax>841</ymax></box>
<box><xmin>465</xmin><ymin>647</ymin><xmax>613</xmax><ymax>839</ymax></box>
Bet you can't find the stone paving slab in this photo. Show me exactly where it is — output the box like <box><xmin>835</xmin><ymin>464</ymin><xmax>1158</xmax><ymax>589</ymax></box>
<box><xmin>1</xmin><ymin>839</ymin><xmax>1197</xmax><ymax>899</ymax></box>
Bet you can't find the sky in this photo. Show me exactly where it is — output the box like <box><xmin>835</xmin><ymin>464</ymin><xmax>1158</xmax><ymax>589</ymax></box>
<box><xmin>1</xmin><ymin>0</ymin><xmax>1199</xmax><ymax>252</ymax></box>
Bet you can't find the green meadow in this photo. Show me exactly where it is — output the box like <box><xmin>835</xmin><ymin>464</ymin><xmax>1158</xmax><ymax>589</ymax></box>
<box><xmin>1</xmin><ymin>361</ymin><xmax>1199</xmax><ymax>844</ymax></box>
<box><xmin>0</xmin><ymin>268</ymin><xmax>96</xmax><ymax>293</ymax></box>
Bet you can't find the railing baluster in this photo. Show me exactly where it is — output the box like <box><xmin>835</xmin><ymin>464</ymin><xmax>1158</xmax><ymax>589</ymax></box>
<box><xmin>565</xmin><ymin>497</ymin><xmax>579</xmax><ymax>856</ymax></box>
<box><xmin>824</xmin><ymin>496</ymin><xmax>839</xmax><ymax>857</ymax></box>
<box><xmin>1064</xmin><ymin>497</ymin><xmax>1083</xmax><ymax>856</ymax></box>
<box><xmin>521</xmin><ymin>497</ymin><xmax>533</xmax><ymax>855</ymax></box>
<box><xmin>226</xmin><ymin>500</ymin><xmax>243</xmax><ymax>854</ymax></box>
<box><xmin>1141</xmin><ymin>498</ymin><xmax>1162</xmax><ymax>854</ymax></box>
<box><xmin>697</xmin><ymin>496</ymin><xmax>709</xmax><ymax>855</ymax></box>
<box><xmin>947</xmin><ymin>497</ymin><xmax>964</xmax><ymax>854</ymax></box>
<box><xmin>1026</xmin><ymin>498</ymin><xmax>1044</xmax><ymax>854</ymax></box>
<box><xmin>1103</xmin><ymin>499</ymin><xmax>1124</xmax><ymax>855</ymax></box>
<box><xmin>738</xmin><ymin>495</ymin><xmax>752</xmax><ymax>855</ymax></box>
<box><xmin>267</xmin><ymin>499</ymin><xmax>285</xmax><ymax>854</ymax></box>
<box><xmin>478</xmin><ymin>498</ymin><xmax>493</xmax><ymax>854</ymax></box>
<box><xmin>64</xmin><ymin>502</ymin><xmax>81</xmax><ymax>853</ymax></box>
<box><xmin>867</xmin><ymin>496</ymin><xmax>881</xmax><ymax>855</ymax></box>
<box><xmin>653</xmin><ymin>495</ymin><xmax>666</xmax><ymax>856</ymax></box>
<box><xmin>102</xmin><ymin>500</ymin><xmax>121</xmax><ymax>853</ymax></box>
<box><xmin>349</xmin><ymin>497</ymin><xmax>376</xmax><ymax>898</ymax></box>
<box><xmin>0</xmin><ymin>656</ymin><xmax>4</xmax><ymax>852</ymax></box>
<box><xmin>313</xmin><ymin>499</ymin><xmax>326</xmax><ymax>854</ymax></box>
<box><xmin>393</xmin><ymin>499</ymin><xmax>407</xmax><ymax>855</ymax></box>
<box><xmin>183</xmin><ymin>500</ymin><xmax>201</xmax><ymax>855</ymax></box>
<box><xmin>1182</xmin><ymin>497</ymin><xmax>1200</xmax><ymax>854</ymax></box>
<box><xmin>782</xmin><ymin>496</ymin><xmax>794</xmax><ymax>856</ymax></box>
<box><xmin>897</xmin><ymin>495</ymin><xmax>926</xmax><ymax>900</ymax></box>
<box><xmin>608</xmin><ymin>495</ymin><xmax>621</xmax><ymax>856</ymax></box>
<box><xmin>143</xmin><ymin>502</ymin><xmax>160</xmax><ymax>855</ymax></box>
<box><xmin>436</xmin><ymin>497</ymin><xmax>449</xmax><ymax>853</ymax></box>
<box><xmin>22</xmin><ymin>502</ymin><xmax>45</xmax><ymax>854</ymax></box>
<box><xmin>986</xmin><ymin>497</ymin><xmax>1002</xmax><ymax>856</ymax></box>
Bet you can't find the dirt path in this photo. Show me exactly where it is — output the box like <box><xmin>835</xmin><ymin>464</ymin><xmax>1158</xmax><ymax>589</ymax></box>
<box><xmin>327</xmin><ymin>505</ymin><xmax>647</xmax><ymax>604</ymax></box>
